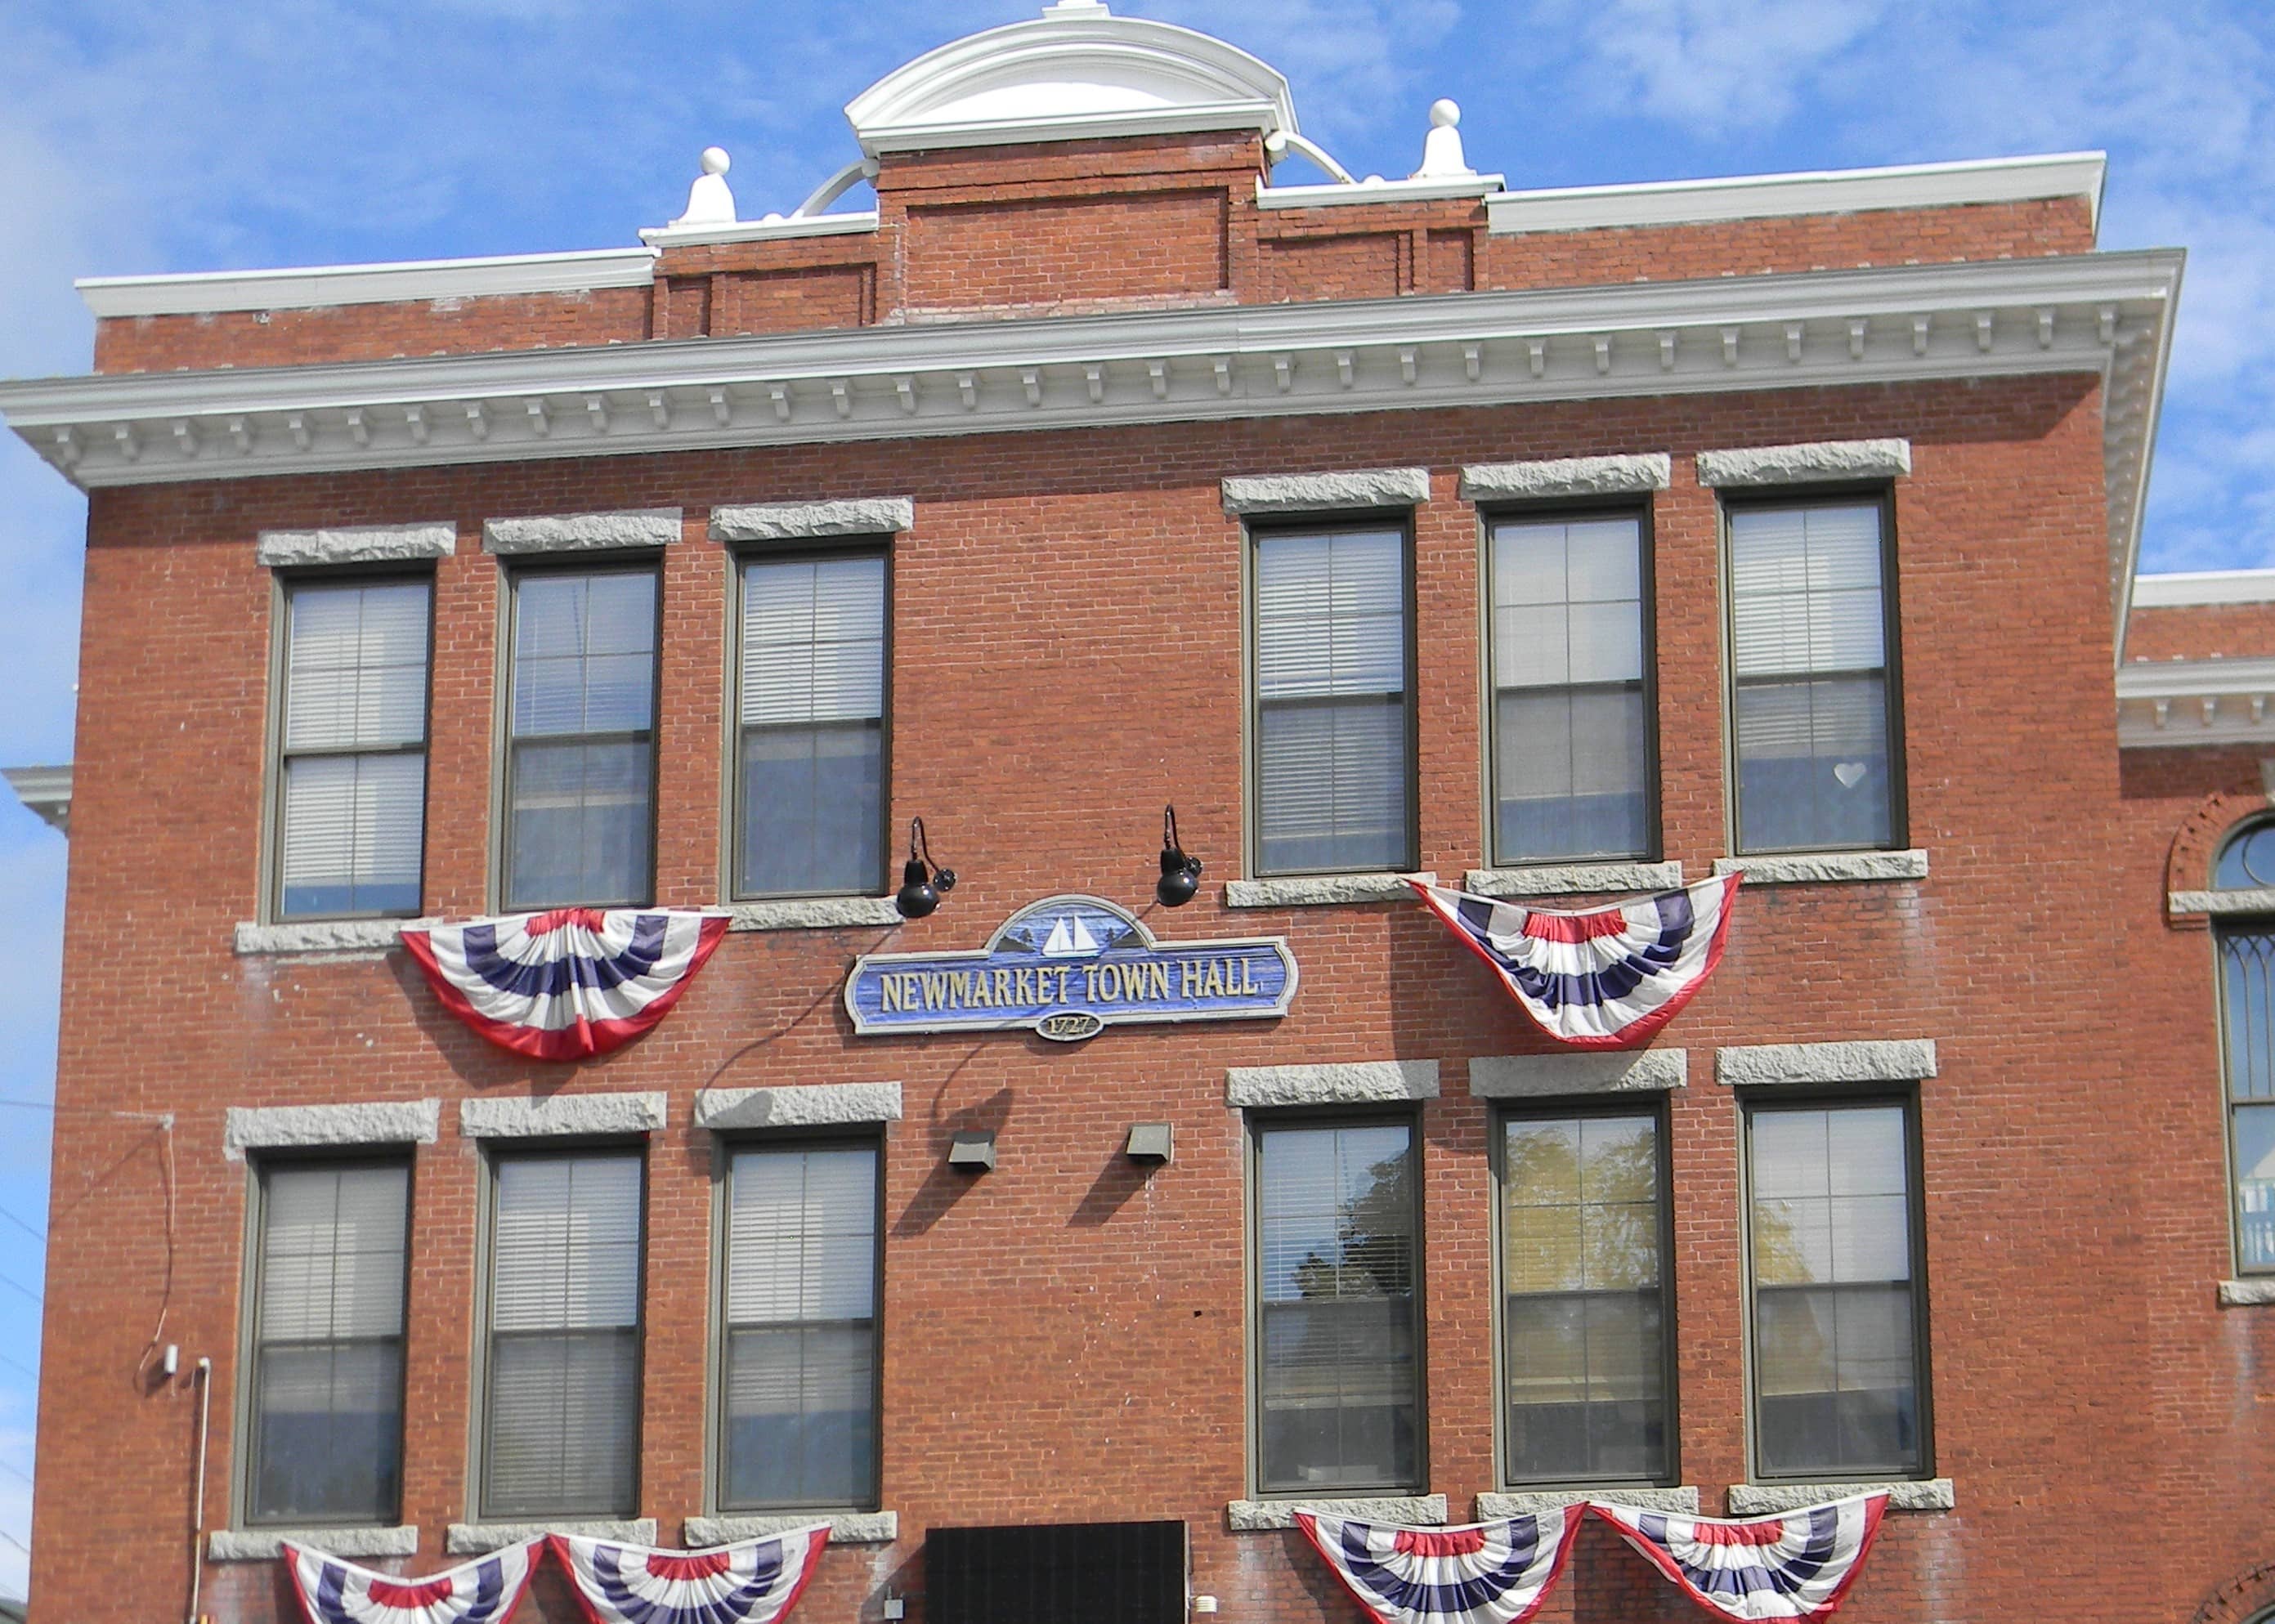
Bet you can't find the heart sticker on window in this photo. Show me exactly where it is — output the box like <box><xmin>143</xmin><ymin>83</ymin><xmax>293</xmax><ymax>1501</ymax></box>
<box><xmin>1834</xmin><ymin>761</ymin><xmax>1868</xmax><ymax>788</ymax></box>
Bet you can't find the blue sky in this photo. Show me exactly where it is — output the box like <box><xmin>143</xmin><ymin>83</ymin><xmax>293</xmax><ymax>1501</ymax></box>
<box><xmin>0</xmin><ymin>0</ymin><xmax>2270</xmax><ymax>1597</ymax></box>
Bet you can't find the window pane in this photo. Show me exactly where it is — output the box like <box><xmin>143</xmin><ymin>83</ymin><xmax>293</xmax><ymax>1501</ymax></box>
<box><xmin>284</xmin><ymin>583</ymin><xmax>430</xmax><ymax>753</ymax></box>
<box><xmin>251</xmin><ymin>1164</ymin><xmax>408</xmax><ymax>1524</ymax></box>
<box><xmin>1502</xmin><ymin>1114</ymin><xmax>1668</xmax><ymax>1482</ymax></box>
<box><xmin>1257</xmin><ymin>698</ymin><xmax>1408</xmax><ymax>873</ymax></box>
<box><xmin>486</xmin><ymin>1156</ymin><xmax>642</xmax><ymax>1518</ymax></box>
<box><xmin>1491</xmin><ymin>517</ymin><xmax>1649</xmax><ymax>864</ymax></box>
<box><xmin>512</xmin><ymin>574</ymin><xmax>657</xmax><ymax>737</ymax></box>
<box><xmin>507</xmin><ymin>740</ymin><xmax>653</xmax><ymax>909</ymax></box>
<box><xmin>1734</xmin><ymin>675</ymin><xmax>1891</xmax><ymax>852</ymax></box>
<box><xmin>2223</xmin><ymin>932</ymin><xmax>2275</xmax><ymax>1103</ymax></box>
<box><xmin>1730</xmin><ymin>503</ymin><xmax>1893</xmax><ymax>854</ymax></box>
<box><xmin>1256</xmin><ymin>1123</ymin><xmax>1418</xmax><ymax>1492</ymax></box>
<box><xmin>739</xmin><ymin>723</ymin><xmax>884</xmax><ymax>897</ymax></box>
<box><xmin>1255</xmin><ymin>530</ymin><xmax>1411</xmax><ymax>874</ymax></box>
<box><xmin>280</xmin><ymin>752</ymin><xmax>426</xmax><ymax>919</ymax></box>
<box><xmin>2215</xmin><ymin>822</ymin><xmax>2275</xmax><ymax>888</ymax></box>
<box><xmin>1749</xmin><ymin>1106</ymin><xmax>1922</xmax><ymax>1478</ymax></box>
<box><xmin>2237</xmin><ymin>1103</ymin><xmax>2275</xmax><ymax>1272</ymax></box>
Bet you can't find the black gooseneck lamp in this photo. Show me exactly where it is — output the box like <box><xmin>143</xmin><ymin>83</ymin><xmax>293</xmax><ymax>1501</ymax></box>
<box><xmin>894</xmin><ymin>816</ymin><xmax>957</xmax><ymax>919</ymax></box>
<box><xmin>1155</xmin><ymin>804</ymin><xmax>1204</xmax><ymax>907</ymax></box>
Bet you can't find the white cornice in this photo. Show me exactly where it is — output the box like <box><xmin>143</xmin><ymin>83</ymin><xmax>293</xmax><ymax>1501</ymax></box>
<box><xmin>2132</xmin><ymin>569</ymin><xmax>2275</xmax><ymax>607</ymax></box>
<box><xmin>1485</xmin><ymin>151</ymin><xmax>2106</xmax><ymax>238</ymax></box>
<box><xmin>2116</xmin><ymin>658</ymin><xmax>2275</xmax><ymax>748</ymax></box>
<box><xmin>1256</xmin><ymin>174</ymin><xmax>1504</xmax><ymax>210</ymax></box>
<box><xmin>638</xmin><ymin>212</ymin><xmax>880</xmax><ymax>250</ymax></box>
<box><xmin>78</xmin><ymin>247</ymin><xmax>658</xmax><ymax>319</ymax></box>
<box><xmin>3</xmin><ymin>765</ymin><xmax>69</xmax><ymax>835</ymax></box>
<box><xmin>0</xmin><ymin>252</ymin><xmax>2179</xmax><ymax>648</ymax></box>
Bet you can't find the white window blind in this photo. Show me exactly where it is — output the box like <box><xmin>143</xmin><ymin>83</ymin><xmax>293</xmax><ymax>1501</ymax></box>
<box><xmin>1254</xmin><ymin>530</ymin><xmax>1412</xmax><ymax>875</ymax></box>
<box><xmin>1255</xmin><ymin>1122</ymin><xmax>1419</xmax><ymax>1492</ymax></box>
<box><xmin>484</xmin><ymin>1153</ymin><xmax>643</xmax><ymax>1519</ymax></box>
<box><xmin>1490</xmin><ymin>516</ymin><xmax>1650</xmax><ymax>862</ymax></box>
<box><xmin>737</xmin><ymin>557</ymin><xmax>887</xmax><ymax>897</ymax></box>
<box><xmin>720</xmin><ymin>1144</ymin><xmax>879</xmax><ymax>1510</ymax></box>
<box><xmin>249</xmin><ymin>1162</ymin><xmax>409</xmax><ymax>1523</ymax></box>
<box><xmin>1728</xmin><ymin>502</ymin><xmax>1895</xmax><ymax>852</ymax></box>
<box><xmin>277</xmin><ymin>581</ymin><xmax>430</xmax><ymax>919</ymax></box>
<box><xmin>505</xmin><ymin>570</ymin><xmax>658</xmax><ymax>909</ymax></box>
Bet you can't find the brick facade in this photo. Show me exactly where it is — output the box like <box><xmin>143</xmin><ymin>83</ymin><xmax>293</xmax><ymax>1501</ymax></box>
<box><xmin>14</xmin><ymin>17</ymin><xmax>2259</xmax><ymax>1624</ymax></box>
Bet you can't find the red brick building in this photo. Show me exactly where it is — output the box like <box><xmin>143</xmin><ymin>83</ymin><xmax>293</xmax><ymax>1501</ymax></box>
<box><xmin>8</xmin><ymin>4</ymin><xmax>2274</xmax><ymax>1621</ymax></box>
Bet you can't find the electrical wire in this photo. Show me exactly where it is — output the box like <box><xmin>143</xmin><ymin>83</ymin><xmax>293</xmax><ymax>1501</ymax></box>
<box><xmin>132</xmin><ymin>1121</ymin><xmax>177</xmax><ymax>1393</ymax></box>
<box><xmin>0</xmin><ymin>1277</ymin><xmax>35</xmax><ymax>1308</ymax></box>
<box><xmin>0</xmin><ymin>1352</ymin><xmax>34</xmax><ymax>1382</ymax></box>
<box><xmin>0</xmin><ymin>1207</ymin><xmax>42</xmax><ymax>1242</ymax></box>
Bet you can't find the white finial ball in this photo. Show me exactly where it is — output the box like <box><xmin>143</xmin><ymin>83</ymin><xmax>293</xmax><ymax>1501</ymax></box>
<box><xmin>1430</xmin><ymin>98</ymin><xmax>1461</xmax><ymax>129</ymax></box>
<box><xmin>701</xmin><ymin>146</ymin><xmax>731</xmax><ymax>177</ymax></box>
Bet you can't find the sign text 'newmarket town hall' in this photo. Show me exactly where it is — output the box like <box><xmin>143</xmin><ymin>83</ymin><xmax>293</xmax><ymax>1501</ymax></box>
<box><xmin>845</xmin><ymin>895</ymin><xmax>1296</xmax><ymax>1041</ymax></box>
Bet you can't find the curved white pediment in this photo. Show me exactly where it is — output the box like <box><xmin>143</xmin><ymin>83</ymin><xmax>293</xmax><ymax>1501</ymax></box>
<box><xmin>845</xmin><ymin>2</ymin><xmax>1298</xmax><ymax>157</ymax></box>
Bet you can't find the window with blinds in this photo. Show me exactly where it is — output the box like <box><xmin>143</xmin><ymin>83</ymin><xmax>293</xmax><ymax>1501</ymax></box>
<box><xmin>1726</xmin><ymin>500</ymin><xmax>1899</xmax><ymax>854</ymax></box>
<box><xmin>1253</xmin><ymin>528</ymin><xmax>1413</xmax><ymax>875</ymax></box>
<box><xmin>1746</xmin><ymin>1101</ymin><xmax>1927</xmax><ymax>1479</ymax></box>
<box><xmin>2219</xmin><ymin>921</ymin><xmax>2275</xmax><ymax>1272</ymax></box>
<box><xmin>275</xmin><ymin>579</ymin><xmax>431</xmax><ymax>919</ymax></box>
<box><xmin>247</xmin><ymin>1160</ymin><xmax>410</xmax><ymax>1524</ymax></box>
<box><xmin>737</xmin><ymin>554</ymin><xmax>887</xmax><ymax>898</ymax></box>
<box><xmin>481</xmin><ymin>1152</ymin><xmax>643</xmax><ymax>1519</ymax></box>
<box><xmin>504</xmin><ymin>568</ymin><xmax>659</xmax><ymax>910</ymax></box>
<box><xmin>1500</xmin><ymin>1110</ymin><xmax>1672</xmax><ymax>1484</ymax></box>
<box><xmin>719</xmin><ymin>1143</ymin><xmax>879</xmax><ymax>1510</ymax></box>
<box><xmin>1254</xmin><ymin>1120</ymin><xmax>1419</xmax><ymax>1492</ymax></box>
<box><xmin>1489</xmin><ymin>514</ymin><xmax>1651</xmax><ymax>863</ymax></box>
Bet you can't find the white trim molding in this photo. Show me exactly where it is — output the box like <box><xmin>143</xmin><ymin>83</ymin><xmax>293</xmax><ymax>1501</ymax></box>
<box><xmin>257</xmin><ymin>521</ymin><xmax>457</xmax><ymax>569</ymax></box>
<box><xmin>711</xmin><ymin>499</ymin><xmax>914</xmax><ymax>542</ymax></box>
<box><xmin>725</xmin><ymin>897</ymin><xmax>905</xmax><ymax>930</ymax></box>
<box><xmin>208</xmin><ymin>1525</ymin><xmax>420</xmax><ymax>1562</ymax></box>
<box><xmin>1258</xmin><ymin>175</ymin><xmax>1504</xmax><ymax>210</ymax></box>
<box><xmin>225</xmin><ymin>1101</ymin><xmax>441</xmax><ymax>1161</ymax></box>
<box><xmin>449</xmin><ymin>1519</ymin><xmax>656</xmax><ymax>1555</ymax></box>
<box><xmin>2171</xmin><ymin>888</ymin><xmax>2275</xmax><ymax>917</ymax></box>
<box><xmin>1221</xmin><ymin>467</ymin><xmax>1431</xmax><ymax>516</ymax></box>
<box><xmin>2133</xmin><ymin>569</ymin><xmax>2275</xmax><ymax>607</ymax></box>
<box><xmin>2219</xmin><ymin>1278</ymin><xmax>2275</xmax><ymax>1307</ymax></box>
<box><xmin>1470</xmin><ymin>1049</ymin><xmax>1686</xmax><ymax>1098</ymax></box>
<box><xmin>640</xmin><ymin>213</ymin><xmax>880</xmax><ymax>250</ymax></box>
<box><xmin>78</xmin><ymin>247</ymin><xmax>658</xmax><ymax>319</ymax></box>
<box><xmin>1226</xmin><ymin>1060</ymin><xmax>1438</xmax><ymax>1107</ymax></box>
<box><xmin>1229</xmin><ymin>1495</ymin><xmax>1445</xmax><ymax>1532</ymax></box>
<box><xmin>1459</xmin><ymin>454</ymin><xmax>1671</xmax><ymax>503</ymax></box>
<box><xmin>1464</xmin><ymin>861</ymin><xmax>1682</xmax><ymax>898</ymax></box>
<box><xmin>683</xmin><ymin>1512</ymin><xmax>898</xmax><ymax>1546</ymax></box>
<box><xmin>1695</xmin><ymin>439</ymin><xmax>1911</xmax><ymax>487</ymax></box>
<box><xmin>4</xmin><ymin>765</ymin><xmax>70</xmax><ymax>835</ymax></box>
<box><xmin>1715</xmin><ymin>1039</ymin><xmax>1938</xmax><ymax>1088</ymax></box>
<box><xmin>1485</xmin><ymin>152</ymin><xmax>2104</xmax><ymax>236</ymax></box>
<box><xmin>1726</xmin><ymin>1480</ymin><xmax>1954</xmax><ymax>1514</ymax></box>
<box><xmin>234</xmin><ymin>918</ymin><xmax>427</xmax><ymax>956</ymax></box>
<box><xmin>2118</xmin><ymin>659</ymin><xmax>2275</xmax><ymax>749</ymax></box>
<box><xmin>1225</xmin><ymin>871</ymin><xmax>1433</xmax><ymax>908</ymax></box>
<box><xmin>459</xmin><ymin>1092</ymin><xmax>669</xmax><ymax>1138</ymax></box>
<box><xmin>482</xmin><ymin>508</ymin><xmax>681</xmax><ymax>554</ymax></box>
<box><xmin>695</xmin><ymin>1082</ymin><xmax>903</xmax><ymax>1130</ymax></box>
<box><xmin>1713</xmin><ymin>851</ymin><xmax>1928</xmax><ymax>884</ymax></box>
<box><xmin>1477</xmin><ymin>1488</ymin><xmax>1697</xmax><ymax>1518</ymax></box>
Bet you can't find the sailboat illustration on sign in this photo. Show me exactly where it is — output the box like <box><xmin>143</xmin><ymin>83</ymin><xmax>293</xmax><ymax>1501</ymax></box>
<box><xmin>1040</xmin><ymin>914</ymin><xmax>1103</xmax><ymax>957</ymax></box>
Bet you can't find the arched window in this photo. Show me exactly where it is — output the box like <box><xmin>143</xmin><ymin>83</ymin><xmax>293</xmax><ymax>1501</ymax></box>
<box><xmin>2215</xmin><ymin>820</ymin><xmax>2275</xmax><ymax>1273</ymax></box>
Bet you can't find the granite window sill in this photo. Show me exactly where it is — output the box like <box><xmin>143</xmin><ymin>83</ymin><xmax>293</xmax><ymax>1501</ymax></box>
<box><xmin>684</xmin><ymin>1511</ymin><xmax>898</xmax><ymax>1546</ymax></box>
<box><xmin>448</xmin><ymin>1519</ymin><xmax>656</xmax><ymax>1554</ymax></box>
<box><xmin>1712</xmin><ymin>850</ymin><xmax>1928</xmax><ymax>885</ymax></box>
<box><xmin>1724</xmin><ymin>1479</ymin><xmax>1953</xmax><ymax>1514</ymax></box>
<box><xmin>233</xmin><ymin>918</ymin><xmax>429</xmax><ymax>957</ymax></box>
<box><xmin>1476</xmin><ymin>1487</ymin><xmax>1697</xmax><ymax>1517</ymax></box>
<box><xmin>208</xmin><ymin>1525</ymin><xmax>419</xmax><ymax>1562</ymax></box>
<box><xmin>726</xmin><ymin>897</ymin><xmax>903</xmax><ymax>931</ymax></box>
<box><xmin>2219</xmin><ymin>1278</ymin><xmax>2275</xmax><ymax>1306</ymax></box>
<box><xmin>1464</xmin><ymin>861</ymin><xmax>1682</xmax><ymax>898</ymax></box>
<box><xmin>1225</xmin><ymin>871</ymin><xmax>1434</xmax><ymax>908</ymax></box>
<box><xmin>2170</xmin><ymin>888</ymin><xmax>2275</xmax><ymax>917</ymax></box>
<box><xmin>1228</xmin><ymin>1494</ymin><xmax>1445</xmax><ymax>1531</ymax></box>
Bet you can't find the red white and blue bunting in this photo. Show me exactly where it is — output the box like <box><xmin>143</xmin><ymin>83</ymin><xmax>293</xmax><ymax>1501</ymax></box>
<box><xmin>1407</xmin><ymin>875</ymin><xmax>1740</xmax><ymax>1049</ymax></box>
<box><xmin>1294</xmin><ymin>1508</ymin><xmax>1582</xmax><ymax>1624</ymax></box>
<box><xmin>282</xmin><ymin>1538</ymin><xmax>541</xmax><ymax>1624</ymax></box>
<box><xmin>552</xmin><ymin>1526</ymin><xmax>831</xmax><ymax>1624</ymax></box>
<box><xmin>1589</xmin><ymin>1495</ymin><xmax>1888</xmax><ymax>1622</ymax></box>
<box><xmin>401</xmin><ymin>909</ymin><xmax>729</xmax><ymax>1062</ymax></box>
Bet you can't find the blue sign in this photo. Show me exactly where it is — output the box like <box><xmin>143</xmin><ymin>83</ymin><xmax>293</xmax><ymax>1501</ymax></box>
<box><xmin>845</xmin><ymin>894</ymin><xmax>1297</xmax><ymax>1040</ymax></box>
